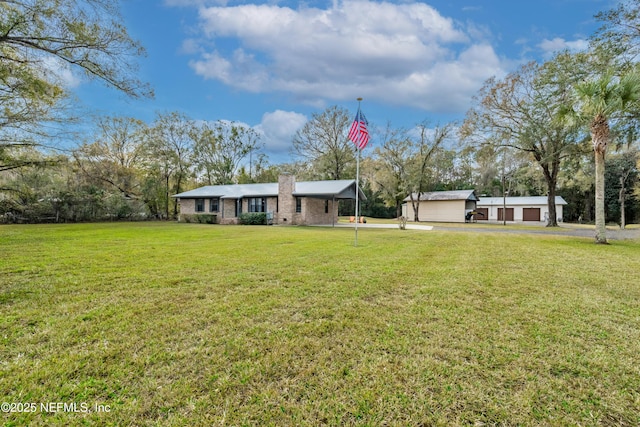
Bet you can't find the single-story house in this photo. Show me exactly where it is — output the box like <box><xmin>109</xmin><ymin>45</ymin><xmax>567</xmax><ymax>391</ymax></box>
<box><xmin>172</xmin><ymin>175</ymin><xmax>365</xmax><ymax>225</ymax></box>
<box><xmin>402</xmin><ymin>190</ymin><xmax>479</xmax><ymax>223</ymax></box>
<box><xmin>475</xmin><ymin>196</ymin><xmax>568</xmax><ymax>223</ymax></box>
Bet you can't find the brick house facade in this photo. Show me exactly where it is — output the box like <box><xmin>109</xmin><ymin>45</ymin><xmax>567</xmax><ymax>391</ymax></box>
<box><xmin>173</xmin><ymin>175</ymin><xmax>364</xmax><ymax>225</ymax></box>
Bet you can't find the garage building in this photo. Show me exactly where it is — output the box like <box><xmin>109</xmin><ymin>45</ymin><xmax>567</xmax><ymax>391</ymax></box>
<box><xmin>475</xmin><ymin>196</ymin><xmax>568</xmax><ymax>223</ymax></box>
<box><xmin>402</xmin><ymin>190</ymin><xmax>479</xmax><ymax>223</ymax></box>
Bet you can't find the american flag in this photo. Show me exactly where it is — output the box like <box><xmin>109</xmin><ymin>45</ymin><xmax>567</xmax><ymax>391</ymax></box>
<box><xmin>348</xmin><ymin>107</ymin><xmax>369</xmax><ymax>150</ymax></box>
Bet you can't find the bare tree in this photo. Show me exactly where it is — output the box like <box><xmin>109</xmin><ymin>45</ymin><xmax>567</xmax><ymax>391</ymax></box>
<box><xmin>191</xmin><ymin>121</ymin><xmax>262</xmax><ymax>185</ymax></box>
<box><xmin>74</xmin><ymin>116</ymin><xmax>146</xmax><ymax>198</ymax></box>
<box><xmin>291</xmin><ymin>106</ymin><xmax>355</xmax><ymax>180</ymax></box>
<box><xmin>371</xmin><ymin>124</ymin><xmax>413</xmax><ymax>217</ymax></box>
<box><xmin>406</xmin><ymin>123</ymin><xmax>452</xmax><ymax>222</ymax></box>
<box><xmin>372</xmin><ymin>122</ymin><xmax>452</xmax><ymax>221</ymax></box>
<box><xmin>143</xmin><ymin>112</ymin><xmax>194</xmax><ymax>219</ymax></box>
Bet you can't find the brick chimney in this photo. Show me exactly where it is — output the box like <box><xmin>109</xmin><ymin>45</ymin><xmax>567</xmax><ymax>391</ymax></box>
<box><xmin>277</xmin><ymin>175</ymin><xmax>295</xmax><ymax>224</ymax></box>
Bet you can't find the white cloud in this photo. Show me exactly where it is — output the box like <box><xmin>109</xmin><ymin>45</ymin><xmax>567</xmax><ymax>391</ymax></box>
<box><xmin>179</xmin><ymin>38</ymin><xmax>203</xmax><ymax>55</ymax></box>
<box><xmin>369</xmin><ymin>43</ymin><xmax>505</xmax><ymax>112</ymax></box>
<box><xmin>186</xmin><ymin>0</ymin><xmax>507</xmax><ymax>114</ymax></box>
<box><xmin>538</xmin><ymin>37</ymin><xmax>589</xmax><ymax>56</ymax></box>
<box><xmin>254</xmin><ymin>110</ymin><xmax>307</xmax><ymax>155</ymax></box>
<box><xmin>40</xmin><ymin>56</ymin><xmax>82</xmax><ymax>89</ymax></box>
<box><xmin>190</xmin><ymin>49</ymin><xmax>269</xmax><ymax>92</ymax></box>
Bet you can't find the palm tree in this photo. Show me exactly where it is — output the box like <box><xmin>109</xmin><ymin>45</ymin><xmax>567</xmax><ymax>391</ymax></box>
<box><xmin>573</xmin><ymin>71</ymin><xmax>640</xmax><ymax>244</ymax></box>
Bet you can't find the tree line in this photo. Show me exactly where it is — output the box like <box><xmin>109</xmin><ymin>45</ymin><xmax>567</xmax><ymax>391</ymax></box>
<box><xmin>1</xmin><ymin>113</ymin><xmax>266</xmax><ymax>222</ymax></box>
<box><xmin>1</xmin><ymin>0</ymin><xmax>640</xmax><ymax>243</ymax></box>
<box><xmin>3</xmin><ymin>105</ymin><xmax>638</xmax><ymax>229</ymax></box>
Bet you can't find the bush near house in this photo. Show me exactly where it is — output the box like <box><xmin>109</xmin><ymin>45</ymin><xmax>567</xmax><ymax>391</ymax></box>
<box><xmin>181</xmin><ymin>214</ymin><xmax>216</xmax><ymax>224</ymax></box>
<box><xmin>239</xmin><ymin>212</ymin><xmax>267</xmax><ymax>225</ymax></box>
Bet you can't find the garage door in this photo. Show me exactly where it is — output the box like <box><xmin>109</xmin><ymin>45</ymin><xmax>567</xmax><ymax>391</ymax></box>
<box><xmin>498</xmin><ymin>208</ymin><xmax>514</xmax><ymax>221</ymax></box>
<box><xmin>523</xmin><ymin>208</ymin><xmax>541</xmax><ymax>221</ymax></box>
<box><xmin>475</xmin><ymin>208</ymin><xmax>488</xmax><ymax>221</ymax></box>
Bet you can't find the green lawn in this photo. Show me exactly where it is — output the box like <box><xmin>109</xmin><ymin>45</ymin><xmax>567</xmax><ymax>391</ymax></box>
<box><xmin>1</xmin><ymin>222</ymin><xmax>639</xmax><ymax>426</ymax></box>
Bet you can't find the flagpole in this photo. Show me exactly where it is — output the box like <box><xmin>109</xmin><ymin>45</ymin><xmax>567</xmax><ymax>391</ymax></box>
<box><xmin>355</xmin><ymin>143</ymin><xmax>360</xmax><ymax>247</ymax></box>
<box><xmin>354</xmin><ymin>97</ymin><xmax>362</xmax><ymax>247</ymax></box>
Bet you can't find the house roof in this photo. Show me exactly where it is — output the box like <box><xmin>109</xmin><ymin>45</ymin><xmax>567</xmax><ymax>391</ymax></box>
<box><xmin>293</xmin><ymin>180</ymin><xmax>362</xmax><ymax>199</ymax></box>
<box><xmin>172</xmin><ymin>182</ymin><xmax>278</xmax><ymax>199</ymax></box>
<box><xmin>172</xmin><ymin>179</ymin><xmax>365</xmax><ymax>200</ymax></box>
<box><xmin>477</xmin><ymin>196</ymin><xmax>567</xmax><ymax>206</ymax></box>
<box><xmin>403</xmin><ymin>190</ymin><xmax>478</xmax><ymax>202</ymax></box>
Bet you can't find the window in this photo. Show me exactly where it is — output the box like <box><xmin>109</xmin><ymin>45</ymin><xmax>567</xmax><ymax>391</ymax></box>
<box><xmin>209</xmin><ymin>198</ymin><xmax>219</xmax><ymax>212</ymax></box>
<box><xmin>235</xmin><ymin>199</ymin><xmax>242</xmax><ymax>216</ymax></box>
<box><xmin>248</xmin><ymin>197</ymin><xmax>266</xmax><ymax>213</ymax></box>
<box><xmin>295</xmin><ymin>197</ymin><xmax>302</xmax><ymax>213</ymax></box>
<box><xmin>195</xmin><ymin>199</ymin><xmax>204</xmax><ymax>212</ymax></box>
<box><xmin>325</xmin><ymin>200</ymin><xmax>329</xmax><ymax>214</ymax></box>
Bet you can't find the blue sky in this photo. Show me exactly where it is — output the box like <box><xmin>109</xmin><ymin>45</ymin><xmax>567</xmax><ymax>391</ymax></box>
<box><xmin>73</xmin><ymin>0</ymin><xmax>611</xmax><ymax>162</ymax></box>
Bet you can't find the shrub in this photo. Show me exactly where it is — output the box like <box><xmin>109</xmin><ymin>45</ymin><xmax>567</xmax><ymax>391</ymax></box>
<box><xmin>198</xmin><ymin>214</ymin><xmax>216</xmax><ymax>224</ymax></box>
<box><xmin>181</xmin><ymin>214</ymin><xmax>216</xmax><ymax>224</ymax></box>
<box><xmin>239</xmin><ymin>212</ymin><xmax>267</xmax><ymax>225</ymax></box>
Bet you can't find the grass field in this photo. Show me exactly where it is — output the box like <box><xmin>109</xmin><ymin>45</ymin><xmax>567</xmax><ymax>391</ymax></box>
<box><xmin>1</xmin><ymin>222</ymin><xmax>639</xmax><ymax>426</ymax></box>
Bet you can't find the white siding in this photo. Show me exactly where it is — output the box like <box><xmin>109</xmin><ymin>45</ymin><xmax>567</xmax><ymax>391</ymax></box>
<box><xmin>477</xmin><ymin>197</ymin><xmax>566</xmax><ymax>222</ymax></box>
<box><xmin>405</xmin><ymin>200</ymin><xmax>466</xmax><ymax>223</ymax></box>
